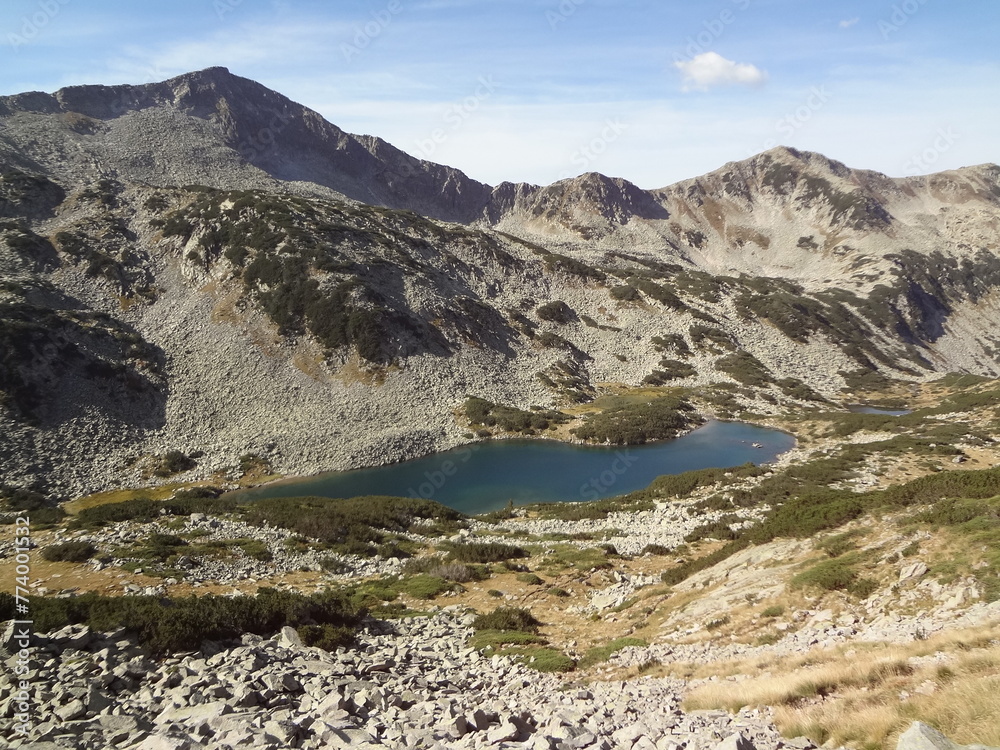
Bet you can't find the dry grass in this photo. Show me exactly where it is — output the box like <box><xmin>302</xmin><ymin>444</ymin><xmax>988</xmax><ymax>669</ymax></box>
<box><xmin>63</xmin><ymin>485</ymin><xmax>180</xmax><ymax>515</ymax></box>
<box><xmin>682</xmin><ymin>623</ymin><xmax>1000</xmax><ymax>750</ymax></box>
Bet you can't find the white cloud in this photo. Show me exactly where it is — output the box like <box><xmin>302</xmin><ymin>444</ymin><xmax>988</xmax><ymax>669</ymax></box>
<box><xmin>839</xmin><ymin>17</ymin><xmax>860</xmax><ymax>29</ymax></box>
<box><xmin>674</xmin><ymin>52</ymin><xmax>768</xmax><ymax>92</ymax></box>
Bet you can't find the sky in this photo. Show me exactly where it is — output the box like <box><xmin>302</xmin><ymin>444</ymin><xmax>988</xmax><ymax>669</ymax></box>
<box><xmin>2</xmin><ymin>0</ymin><xmax>998</xmax><ymax>189</ymax></box>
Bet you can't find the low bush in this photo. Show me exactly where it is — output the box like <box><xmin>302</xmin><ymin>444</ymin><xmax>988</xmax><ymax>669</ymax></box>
<box><xmin>684</xmin><ymin>520</ymin><xmax>738</xmax><ymax>543</ymax></box>
<box><xmin>516</xmin><ymin>647</ymin><xmax>576</xmax><ymax>673</ymax></box>
<box><xmin>75</xmin><ymin>495</ymin><xmax>239</xmax><ymax>528</ymax></box>
<box><xmin>689</xmin><ymin>324</ymin><xmax>736</xmax><ymax>352</ymax></box>
<box><xmin>296</xmin><ymin>623</ymin><xmax>355</xmax><ymax>651</ymax></box>
<box><xmin>470</xmin><ymin>629</ymin><xmax>545</xmax><ymax>651</ymax></box>
<box><xmin>714</xmin><ymin>352</ymin><xmax>773</xmax><ymax>388</ymax></box>
<box><xmin>152</xmin><ymin>450</ymin><xmax>197</xmax><ymax>478</ymax></box>
<box><xmin>446</xmin><ymin>542</ymin><xmax>528</xmax><ymax>563</ymax></box>
<box><xmin>791</xmin><ymin>557</ymin><xmax>860</xmax><ymax>592</ymax></box>
<box><xmin>472</xmin><ymin>607</ymin><xmax>541</xmax><ymax>633</ymax></box>
<box><xmin>395</xmin><ymin>574</ymin><xmax>452</xmax><ymax>600</ymax></box>
<box><xmin>571</xmin><ymin>396</ymin><xmax>698</xmax><ymax>445</ymax></box>
<box><xmin>818</xmin><ymin>531</ymin><xmax>861</xmax><ymax>558</ymax></box>
<box><xmin>643</xmin><ymin>359</ymin><xmax>697</xmax><ymax>385</ymax></box>
<box><xmin>652</xmin><ymin>463</ymin><xmax>765</xmax><ymax>500</ymax></box>
<box><xmin>610</xmin><ymin>285</ymin><xmax>641</xmax><ymax>302</ymax></box>
<box><xmin>3</xmin><ymin>588</ymin><xmax>362</xmax><ymax>655</ymax></box>
<box><xmin>245</xmin><ymin>495</ymin><xmax>464</xmax><ymax>554</ymax></box>
<box><xmin>41</xmin><ymin>541</ymin><xmax>97</xmax><ymax>563</ymax></box>
<box><xmin>464</xmin><ymin>397</ymin><xmax>569</xmax><ymax>434</ymax></box>
<box><xmin>536</xmin><ymin>301</ymin><xmax>575</xmax><ymax>324</ymax></box>
<box><xmin>578</xmin><ymin>637</ymin><xmax>647</xmax><ymax>668</ymax></box>
<box><xmin>651</xmin><ymin>334</ymin><xmax>692</xmax><ymax>357</ymax></box>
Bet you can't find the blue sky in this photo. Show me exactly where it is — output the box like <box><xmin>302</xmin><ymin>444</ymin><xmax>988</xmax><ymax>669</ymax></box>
<box><xmin>2</xmin><ymin>0</ymin><xmax>997</xmax><ymax>188</ymax></box>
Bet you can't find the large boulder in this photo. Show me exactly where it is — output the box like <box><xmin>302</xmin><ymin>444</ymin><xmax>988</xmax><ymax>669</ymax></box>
<box><xmin>896</xmin><ymin>722</ymin><xmax>999</xmax><ymax>750</ymax></box>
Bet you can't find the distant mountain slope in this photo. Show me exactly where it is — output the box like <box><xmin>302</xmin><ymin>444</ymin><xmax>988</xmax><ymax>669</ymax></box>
<box><xmin>0</xmin><ymin>67</ymin><xmax>493</xmax><ymax>222</ymax></box>
<box><xmin>2</xmin><ymin>67</ymin><xmax>998</xmax><ymax>287</ymax></box>
<box><xmin>1</xmin><ymin>68</ymin><xmax>999</xmax><ymax>496</ymax></box>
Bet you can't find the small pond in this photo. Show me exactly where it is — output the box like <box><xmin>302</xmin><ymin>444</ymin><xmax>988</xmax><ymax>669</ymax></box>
<box><xmin>847</xmin><ymin>405</ymin><xmax>913</xmax><ymax>416</ymax></box>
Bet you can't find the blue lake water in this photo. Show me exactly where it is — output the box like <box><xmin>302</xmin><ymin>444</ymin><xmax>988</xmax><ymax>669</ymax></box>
<box><xmin>847</xmin><ymin>405</ymin><xmax>913</xmax><ymax>416</ymax></box>
<box><xmin>232</xmin><ymin>420</ymin><xmax>795</xmax><ymax>515</ymax></box>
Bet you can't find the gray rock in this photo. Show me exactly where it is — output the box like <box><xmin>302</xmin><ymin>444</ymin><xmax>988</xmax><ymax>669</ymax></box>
<box><xmin>278</xmin><ymin>626</ymin><xmax>303</xmax><ymax>649</ymax></box>
<box><xmin>896</xmin><ymin>722</ymin><xmax>1000</xmax><ymax>750</ymax></box>
<box><xmin>715</xmin><ymin>733</ymin><xmax>756</xmax><ymax>750</ymax></box>
<box><xmin>899</xmin><ymin>562</ymin><xmax>930</xmax><ymax>583</ymax></box>
<box><xmin>54</xmin><ymin>698</ymin><xmax>86</xmax><ymax>722</ymax></box>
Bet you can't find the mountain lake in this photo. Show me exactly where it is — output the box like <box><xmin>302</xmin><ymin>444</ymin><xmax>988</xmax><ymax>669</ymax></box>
<box><xmin>232</xmin><ymin>420</ymin><xmax>795</xmax><ymax>515</ymax></box>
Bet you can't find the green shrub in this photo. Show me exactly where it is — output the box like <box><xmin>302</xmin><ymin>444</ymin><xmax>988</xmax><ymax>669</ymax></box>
<box><xmin>547</xmin><ymin>587</ymin><xmax>570</xmax><ymax>597</ymax></box>
<box><xmin>652</xmin><ymin>463</ymin><xmax>765</xmax><ymax>500</ymax></box>
<box><xmin>75</xmin><ymin>495</ymin><xmax>238</xmax><ymax>528</ymax></box>
<box><xmin>153</xmin><ymin>450</ymin><xmax>197</xmax><ymax>478</ymax></box>
<box><xmin>651</xmin><ymin>334</ymin><xmax>692</xmax><ymax>357</ymax></box>
<box><xmin>634</xmin><ymin>280</ymin><xmax>686</xmax><ymax>310</ymax></box>
<box><xmin>41</xmin><ymin>541</ymin><xmax>97</xmax><ymax>563</ymax></box>
<box><xmin>578</xmin><ymin>637</ymin><xmax>648</xmax><ymax>668</ymax></box>
<box><xmin>685</xmin><ymin>520</ymin><xmax>738</xmax><ymax>543</ymax></box>
<box><xmin>610</xmin><ymin>285</ymin><xmax>641</xmax><ymax>302</ymax></box>
<box><xmin>470</xmin><ymin>629</ymin><xmax>545</xmax><ymax>651</ymax></box>
<box><xmin>542</xmin><ymin>252</ymin><xmax>605</xmax><ymax>281</ymax></box>
<box><xmin>245</xmin><ymin>495</ymin><xmax>464</xmax><ymax>551</ymax></box>
<box><xmin>296</xmin><ymin>623</ymin><xmax>355</xmax><ymax>651</ymax></box>
<box><xmin>713</xmin><ymin>351</ymin><xmax>772</xmax><ymax>387</ymax></box>
<box><xmin>396</xmin><ymin>574</ymin><xmax>452</xmax><ymax>600</ymax></box>
<box><xmin>472</xmin><ymin>607</ymin><xmax>541</xmax><ymax>633</ymax></box>
<box><xmin>818</xmin><ymin>531</ymin><xmax>860</xmax><ymax>558</ymax></box>
<box><xmin>2</xmin><ymin>488</ymin><xmax>49</xmax><ymax>511</ymax></box>
<box><xmin>516</xmin><ymin>572</ymin><xmax>544</xmax><ymax>585</ymax></box>
<box><xmin>515</xmin><ymin>647</ymin><xmax>576</xmax><ymax>673</ymax></box>
<box><xmin>234</xmin><ymin>538</ymin><xmax>273</xmax><ymax>561</ymax></box>
<box><xmin>883</xmin><ymin>467</ymin><xmax>1000</xmax><ymax>509</ymax></box>
<box><xmin>761</xmin><ymin>605</ymin><xmax>784</xmax><ymax>618</ymax></box>
<box><xmin>9</xmin><ymin>588</ymin><xmax>361</xmax><ymax>655</ymax></box>
<box><xmin>447</xmin><ymin>542</ymin><xmax>528</xmax><ymax>563</ymax></box>
<box><xmin>464</xmin><ymin>397</ymin><xmax>569</xmax><ymax>434</ymax></box>
<box><xmin>643</xmin><ymin>359</ymin><xmax>697</xmax><ymax>385</ymax></box>
<box><xmin>689</xmin><ymin>324</ymin><xmax>736</xmax><ymax>352</ymax></box>
<box><xmin>851</xmin><ymin>577</ymin><xmax>878</xmax><ymax>599</ymax></box>
<box><xmin>791</xmin><ymin>558</ymin><xmax>859</xmax><ymax>592</ymax></box>
<box><xmin>571</xmin><ymin>396</ymin><xmax>698</xmax><ymax>445</ymax></box>
<box><xmin>536</xmin><ymin>301</ymin><xmax>575</xmax><ymax>324</ymax></box>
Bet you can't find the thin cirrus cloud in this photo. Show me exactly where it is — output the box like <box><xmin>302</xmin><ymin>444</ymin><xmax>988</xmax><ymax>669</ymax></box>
<box><xmin>674</xmin><ymin>52</ymin><xmax>768</xmax><ymax>92</ymax></box>
<box><xmin>839</xmin><ymin>17</ymin><xmax>861</xmax><ymax>29</ymax></box>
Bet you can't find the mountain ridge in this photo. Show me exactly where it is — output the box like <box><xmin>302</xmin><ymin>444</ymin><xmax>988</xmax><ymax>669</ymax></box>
<box><xmin>4</xmin><ymin>66</ymin><xmax>997</xmax><ymax>239</ymax></box>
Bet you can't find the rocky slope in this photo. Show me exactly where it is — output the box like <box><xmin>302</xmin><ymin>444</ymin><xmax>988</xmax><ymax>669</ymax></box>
<box><xmin>1</xmin><ymin>68</ymin><xmax>999</xmax><ymax>496</ymax></box>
